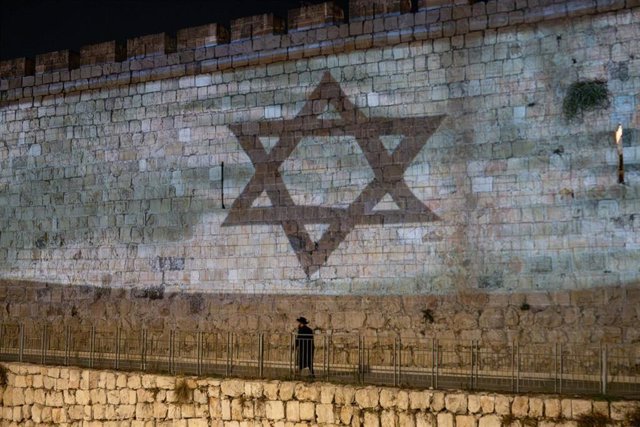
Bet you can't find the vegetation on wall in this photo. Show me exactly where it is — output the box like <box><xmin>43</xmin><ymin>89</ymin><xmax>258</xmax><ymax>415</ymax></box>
<box><xmin>174</xmin><ymin>379</ymin><xmax>191</xmax><ymax>403</ymax></box>
<box><xmin>0</xmin><ymin>364</ymin><xmax>7</xmax><ymax>387</ymax></box>
<box><xmin>563</xmin><ymin>80</ymin><xmax>610</xmax><ymax>120</ymax></box>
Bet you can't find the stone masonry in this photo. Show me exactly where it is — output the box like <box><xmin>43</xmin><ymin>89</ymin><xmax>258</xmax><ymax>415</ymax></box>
<box><xmin>0</xmin><ymin>1</ymin><xmax>639</xmax><ymax>340</ymax></box>
<box><xmin>1</xmin><ymin>362</ymin><xmax>639</xmax><ymax>426</ymax></box>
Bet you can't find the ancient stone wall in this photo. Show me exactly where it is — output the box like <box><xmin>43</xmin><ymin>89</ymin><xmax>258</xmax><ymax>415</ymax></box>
<box><xmin>0</xmin><ymin>1</ymin><xmax>639</xmax><ymax>340</ymax></box>
<box><xmin>1</xmin><ymin>362</ymin><xmax>638</xmax><ymax>426</ymax></box>
<box><xmin>1</xmin><ymin>280</ymin><xmax>639</xmax><ymax>344</ymax></box>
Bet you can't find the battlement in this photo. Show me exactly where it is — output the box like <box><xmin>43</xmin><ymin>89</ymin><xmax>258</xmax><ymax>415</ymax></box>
<box><xmin>1</xmin><ymin>0</ymin><xmax>635</xmax><ymax>92</ymax></box>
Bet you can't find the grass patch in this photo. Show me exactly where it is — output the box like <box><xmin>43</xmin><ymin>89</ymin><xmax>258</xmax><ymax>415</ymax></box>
<box><xmin>174</xmin><ymin>379</ymin><xmax>191</xmax><ymax>403</ymax></box>
<box><xmin>0</xmin><ymin>364</ymin><xmax>7</xmax><ymax>387</ymax></box>
<box><xmin>563</xmin><ymin>80</ymin><xmax>610</xmax><ymax>120</ymax></box>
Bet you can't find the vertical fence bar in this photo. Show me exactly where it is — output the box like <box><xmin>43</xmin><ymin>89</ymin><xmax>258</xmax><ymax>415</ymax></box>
<box><xmin>434</xmin><ymin>339</ymin><xmax>439</xmax><ymax>390</ymax></box>
<box><xmin>323</xmin><ymin>334</ymin><xmax>328</xmax><ymax>380</ymax></box>
<box><xmin>64</xmin><ymin>325</ymin><xmax>70</xmax><ymax>366</ymax></box>
<box><xmin>326</xmin><ymin>334</ymin><xmax>331</xmax><ymax>381</ymax></box>
<box><xmin>516</xmin><ymin>342</ymin><xmax>520</xmax><ymax>393</ymax></box>
<box><xmin>510</xmin><ymin>341</ymin><xmax>515</xmax><ymax>392</ymax></box>
<box><xmin>90</xmin><ymin>326</ymin><xmax>95</xmax><ymax>369</ymax></box>
<box><xmin>18</xmin><ymin>323</ymin><xmax>24</xmax><ymax>363</ymax></box>
<box><xmin>393</xmin><ymin>337</ymin><xmax>398</xmax><ymax>387</ymax></box>
<box><xmin>601</xmin><ymin>344</ymin><xmax>608</xmax><ymax>395</ymax></box>
<box><xmin>397</xmin><ymin>337</ymin><xmax>402</xmax><ymax>387</ymax></box>
<box><xmin>289</xmin><ymin>333</ymin><xmax>294</xmax><ymax>379</ymax></box>
<box><xmin>554</xmin><ymin>342</ymin><xmax>558</xmax><ymax>393</ymax></box>
<box><xmin>40</xmin><ymin>324</ymin><xmax>47</xmax><ymax>365</ymax></box>
<box><xmin>225</xmin><ymin>332</ymin><xmax>231</xmax><ymax>376</ymax></box>
<box><xmin>197</xmin><ymin>331</ymin><xmax>203</xmax><ymax>376</ymax></box>
<box><xmin>141</xmin><ymin>329</ymin><xmax>147</xmax><ymax>371</ymax></box>
<box><xmin>115</xmin><ymin>327</ymin><xmax>121</xmax><ymax>370</ymax></box>
<box><xmin>559</xmin><ymin>343</ymin><xmax>564</xmax><ymax>394</ymax></box>
<box><xmin>469</xmin><ymin>340</ymin><xmax>475</xmax><ymax>390</ymax></box>
<box><xmin>258</xmin><ymin>333</ymin><xmax>264</xmax><ymax>379</ymax></box>
<box><xmin>431</xmin><ymin>338</ymin><xmax>437</xmax><ymax>388</ymax></box>
<box><xmin>358</xmin><ymin>336</ymin><xmax>363</xmax><ymax>384</ymax></box>
<box><xmin>169</xmin><ymin>330</ymin><xmax>175</xmax><ymax>375</ymax></box>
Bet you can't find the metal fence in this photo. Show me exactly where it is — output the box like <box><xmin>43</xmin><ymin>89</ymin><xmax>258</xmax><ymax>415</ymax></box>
<box><xmin>1</xmin><ymin>322</ymin><xmax>639</xmax><ymax>398</ymax></box>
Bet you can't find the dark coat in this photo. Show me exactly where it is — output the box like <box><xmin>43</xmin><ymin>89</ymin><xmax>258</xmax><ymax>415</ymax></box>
<box><xmin>295</xmin><ymin>325</ymin><xmax>314</xmax><ymax>371</ymax></box>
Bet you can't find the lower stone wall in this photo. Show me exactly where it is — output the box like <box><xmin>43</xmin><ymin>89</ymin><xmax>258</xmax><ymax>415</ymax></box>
<box><xmin>0</xmin><ymin>362</ymin><xmax>638</xmax><ymax>426</ymax></box>
<box><xmin>1</xmin><ymin>280</ymin><xmax>639</xmax><ymax>344</ymax></box>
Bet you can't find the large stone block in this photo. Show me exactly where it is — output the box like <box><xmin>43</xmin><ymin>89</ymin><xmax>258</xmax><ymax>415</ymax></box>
<box><xmin>288</xmin><ymin>1</ymin><xmax>345</xmax><ymax>30</ymax></box>
<box><xmin>350</xmin><ymin>0</ymin><xmax>412</xmax><ymax>20</ymax></box>
<box><xmin>127</xmin><ymin>33</ymin><xmax>176</xmax><ymax>58</ymax></box>
<box><xmin>35</xmin><ymin>50</ymin><xmax>79</xmax><ymax>73</ymax></box>
<box><xmin>230</xmin><ymin>14</ymin><xmax>285</xmax><ymax>40</ymax></box>
<box><xmin>177</xmin><ymin>24</ymin><xmax>229</xmax><ymax>50</ymax></box>
<box><xmin>0</xmin><ymin>57</ymin><xmax>34</xmax><ymax>78</ymax></box>
<box><xmin>80</xmin><ymin>41</ymin><xmax>126</xmax><ymax>65</ymax></box>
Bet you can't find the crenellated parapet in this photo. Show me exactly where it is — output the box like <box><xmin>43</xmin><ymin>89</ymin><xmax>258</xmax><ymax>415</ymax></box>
<box><xmin>1</xmin><ymin>0</ymin><xmax>636</xmax><ymax>97</ymax></box>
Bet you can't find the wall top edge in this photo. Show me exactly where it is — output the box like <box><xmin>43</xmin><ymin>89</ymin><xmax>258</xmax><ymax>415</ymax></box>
<box><xmin>0</xmin><ymin>0</ymin><xmax>635</xmax><ymax>96</ymax></box>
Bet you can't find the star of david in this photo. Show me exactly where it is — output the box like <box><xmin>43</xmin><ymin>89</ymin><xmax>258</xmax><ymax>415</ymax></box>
<box><xmin>223</xmin><ymin>71</ymin><xmax>445</xmax><ymax>277</ymax></box>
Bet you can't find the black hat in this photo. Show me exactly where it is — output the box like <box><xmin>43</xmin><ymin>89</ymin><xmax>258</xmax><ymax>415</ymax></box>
<box><xmin>296</xmin><ymin>317</ymin><xmax>309</xmax><ymax>324</ymax></box>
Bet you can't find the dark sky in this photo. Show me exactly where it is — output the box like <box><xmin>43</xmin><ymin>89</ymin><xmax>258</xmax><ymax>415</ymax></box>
<box><xmin>0</xmin><ymin>0</ymin><xmax>348</xmax><ymax>60</ymax></box>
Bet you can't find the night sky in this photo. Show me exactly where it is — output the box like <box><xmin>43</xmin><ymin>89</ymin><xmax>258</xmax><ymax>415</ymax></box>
<box><xmin>0</xmin><ymin>0</ymin><xmax>348</xmax><ymax>60</ymax></box>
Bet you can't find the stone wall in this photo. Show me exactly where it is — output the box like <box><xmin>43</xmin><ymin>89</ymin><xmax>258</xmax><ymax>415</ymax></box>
<box><xmin>1</xmin><ymin>362</ymin><xmax>638</xmax><ymax>426</ymax></box>
<box><xmin>1</xmin><ymin>280</ymin><xmax>639</xmax><ymax>344</ymax></box>
<box><xmin>0</xmin><ymin>0</ymin><xmax>638</xmax><ymax>295</ymax></box>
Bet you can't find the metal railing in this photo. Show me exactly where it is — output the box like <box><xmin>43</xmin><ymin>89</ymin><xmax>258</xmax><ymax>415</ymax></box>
<box><xmin>1</xmin><ymin>322</ymin><xmax>638</xmax><ymax>398</ymax></box>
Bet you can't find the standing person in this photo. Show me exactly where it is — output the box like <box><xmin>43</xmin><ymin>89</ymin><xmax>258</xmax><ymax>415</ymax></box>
<box><xmin>295</xmin><ymin>317</ymin><xmax>315</xmax><ymax>378</ymax></box>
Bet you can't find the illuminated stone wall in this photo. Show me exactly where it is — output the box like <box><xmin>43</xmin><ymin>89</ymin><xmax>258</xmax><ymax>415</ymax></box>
<box><xmin>0</xmin><ymin>1</ymin><xmax>638</xmax><ymax>302</ymax></box>
<box><xmin>1</xmin><ymin>362</ymin><xmax>638</xmax><ymax>425</ymax></box>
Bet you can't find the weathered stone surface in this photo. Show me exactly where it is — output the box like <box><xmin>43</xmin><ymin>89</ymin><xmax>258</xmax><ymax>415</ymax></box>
<box><xmin>409</xmin><ymin>391</ymin><xmax>431</xmax><ymax>411</ymax></box>
<box><xmin>544</xmin><ymin>398</ymin><xmax>561</xmax><ymax>418</ymax></box>
<box><xmin>437</xmin><ymin>412</ymin><xmax>454</xmax><ymax>427</ymax></box>
<box><xmin>265</xmin><ymin>400</ymin><xmax>285</xmax><ymax>420</ymax></box>
<box><xmin>294</xmin><ymin>384</ymin><xmax>320</xmax><ymax>402</ymax></box>
<box><xmin>316</xmin><ymin>403</ymin><xmax>335</xmax><ymax>424</ymax></box>
<box><xmin>494</xmin><ymin>395</ymin><xmax>511</xmax><ymax>415</ymax></box>
<box><xmin>355</xmin><ymin>387</ymin><xmax>380</xmax><ymax>409</ymax></box>
<box><xmin>511</xmin><ymin>396</ymin><xmax>528</xmax><ymax>417</ymax></box>
<box><xmin>299</xmin><ymin>401</ymin><xmax>315</xmax><ymax>421</ymax></box>
<box><xmin>445</xmin><ymin>393</ymin><xmax>467</xmax><ymax>414</ymax></box>
<box><xmin>478</xmin><ymin>414</ymin><xmax>501</xmax><ymax>427</ymax></box>
<box><xmin>221</xmin><ymin>380</ymin><xmax>245</xmax><ymax>398</ymax></box>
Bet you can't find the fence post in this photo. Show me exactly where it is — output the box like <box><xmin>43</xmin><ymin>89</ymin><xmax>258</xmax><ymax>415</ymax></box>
<box><xmin>64</xmin><ymin>325</ymin><xmax>70</xmax><ymax>366</ymax></box>
<box><xmin>258</xmin><ymin>333</ymin><xmax>264</xmax><ymax>379</ymax></box>
<box><xmin>469</xmin><ymin>340</ymin><xmax>475</xmax><ymax>390</ymax></box>
<box><xmin>169</xmin><ymin>330</ymin><xmax>175</xmax><ymax>375</ymax></box>
<box><xmin>323</xmin><ymin>334</ymin><xmax>328</xmax><ymax>380</ymax></box>
<box><xmin>115</xmin><ymin>327</ymin><xmax>121</xmax><ymax>370</ymax></box>
<box><xmin>510</xmin><ymin>341</ymin><xmax>515</xmax><ymax>392</ymax></box>
<box><xmin>226</xmin><ymin>332</ymin><xmax>231</xmax><ymax>376</ymax></box>
<box><xmin>197</xmin><ymin>331</ymin><xmax>203</xmax><ymax>376</ymax></box>
<box><xmin>18</xmin><ymin>323</ymin><xmax>24</xmax><ymax>363</ymax></box>
<box><xmin>434</xmin><ymin>338</ymin><xmax>439</xmax><ymax>390</ymax></box>
<box><xmin>559</xmin><ymin>343</ymin><xmax>563</xmax><ymax>394</ymax></box>
<box><xmin>90</xmin><ymin>326</ymin><xmax>95</xmax><ymax>369</ymax></box>
<box><xmin>141</xmin><ymin>329</ymin><xmax>147</xmax><ymax>372</ymax></box>
<box><xmin>516</xmin><ymin>341</ymin><xmax>520</xmax><ymax>393</ymax></box>
<box><xmin>600</xmin><ymin>344</ymin><xmax>608</xmax><ymax>395</ymax></box>
<box><xmin>393</xmin><ymin>337</ymin><xmax>398</xmax><ymax>387</ymax></box>
<box><xmin>398</xmin><ymin>337</ymin><xmax>402</xmax><ymax>387</ymax></box>
<box><xmin>554</xmin><ymin>342</ymin><xmax>558</xmax><ymax>393</ymax></box>
<box><xmin>40</xmin><ymin>324</ymin><xmax>47</xmax><ymax>365</ymax></box>
<box><xmin>289</xmin><ymin>332</ymin><xmax>294</xmax><ymax>379</ymax></box>
<box><xmin>358</xmin><ymin>335</ymin><xmax>364</xmax><ymax>384</ymax></box>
